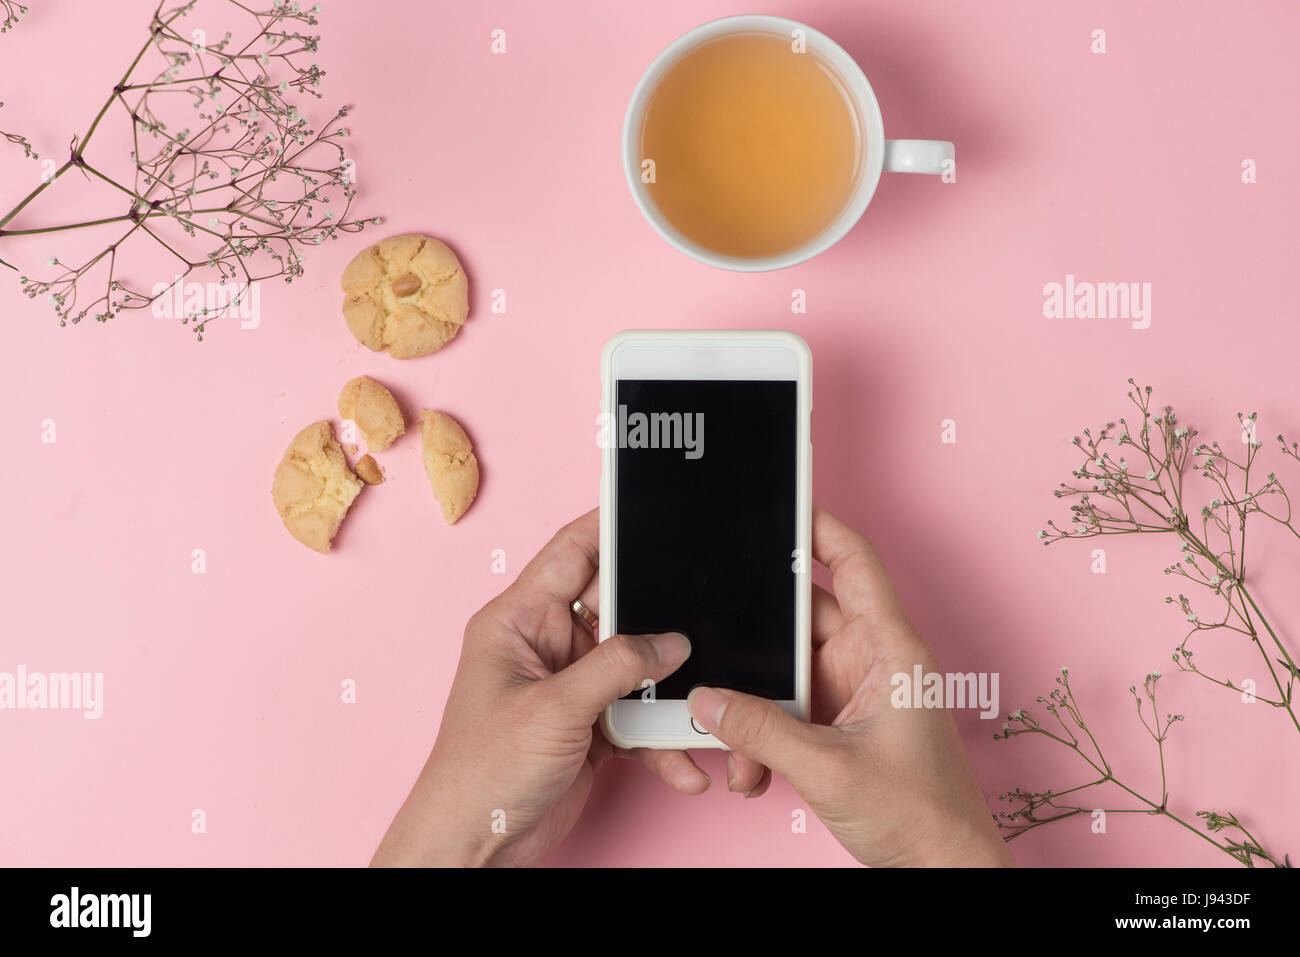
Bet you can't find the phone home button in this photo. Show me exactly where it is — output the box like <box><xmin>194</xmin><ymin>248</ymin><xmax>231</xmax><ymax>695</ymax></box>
<box><xmin>690</xmin><ymin>717</ymin><xmax>709</xmax><ymax>735</ymax></box>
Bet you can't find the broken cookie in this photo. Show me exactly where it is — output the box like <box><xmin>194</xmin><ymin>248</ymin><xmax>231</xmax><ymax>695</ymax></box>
<box><xmin>337</xmin><ymin>375</ymin><xmax>405</xmax><ymax>451</ymax></box>
<box><xmin>271</xmin><ymin>420</ymin><xmax>364</xmax><ymax>553</ymax></box>
<box><xmin>420</xmin><ymin>410</ymin><xmax>478</xmax><ymax>524</ymax></box>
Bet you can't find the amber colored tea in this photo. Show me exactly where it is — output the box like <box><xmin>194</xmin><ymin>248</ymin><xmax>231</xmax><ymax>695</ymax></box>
<box><xmin>639</xmin><ymin>32</ymin><xmax>862</xmax><ymax>259</ymax></box>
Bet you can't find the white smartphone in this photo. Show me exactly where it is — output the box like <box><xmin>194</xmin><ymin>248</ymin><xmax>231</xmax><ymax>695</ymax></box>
<box><xmin>598</xmin><ymin>330</ymin><xmax>812</xmax><ymax>749</ymax></box>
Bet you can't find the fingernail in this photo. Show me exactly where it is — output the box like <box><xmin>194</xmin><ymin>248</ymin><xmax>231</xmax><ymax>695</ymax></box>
<box><xmin>687</xmin><ymin>686</ymin><xmax>729</xmax><ymax>732</ymax></box>
<box><xmin>648</xmin><ymin>632</ymin><xmax>691</xmax><ymax>666</ymax></box>
<box><xmin>726</xmin><ymin>753</ymin><xmax>738</xmax><ymax>792</ymax></box>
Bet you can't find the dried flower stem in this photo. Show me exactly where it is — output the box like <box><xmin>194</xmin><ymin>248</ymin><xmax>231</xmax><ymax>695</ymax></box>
<box><xmin>0</xmin><ymin>0</ymin><xmax>381</xmax><ymax>337</ymax></box>
<box><xmin>0</xmin><ymin>101</ymin><xmax>38</xmax><ymax>161</ymax></box>
<box><xmin>997</xmin><ymin>670</ymin><xmax>1288</xmax><ymax>867</ymax></box>
<box><xmin>1038</xmin><ymin>381</ymin><xmax>1299</xmax><ymax>736</ymax></box>
<box><xmin>1</xmin><ymin>1</ymin><xmax>27</xmax><ymax>34</ymax></box>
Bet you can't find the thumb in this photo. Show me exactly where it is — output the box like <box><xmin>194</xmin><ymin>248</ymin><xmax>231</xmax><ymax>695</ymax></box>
<box><xmin>548</xmin><ymin>632</ymin><xmax>692</xmax><ymax>719</ymax></box>
<box><xmin>688</xmin><ymin>686</ymin><xmax>823</xmax><ymax>776</ymax></box>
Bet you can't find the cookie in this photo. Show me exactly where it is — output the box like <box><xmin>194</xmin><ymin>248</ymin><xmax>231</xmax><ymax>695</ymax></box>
<box><xmin>420</xmin><ymin>410</ymin><xmax>478</xmax><ymax>524</ymax></box>
<box><xmin>337</xmin><ymin>375</ymin><xmax>405</xmax><ymax>451</ymax></box>
<box><xmin>340</xmin><ymin>234</ymin><xmax>469</xmax><ymax>359</ymax></box>
<box><xmin>355</xmin><ymin>454</ymin><xmax>384</xmax><ymax>485</ymax></box>
<box><xmin>271</xmin><ymin>420</ymin><xmax>364</xmax><ymax>553</ymax></box>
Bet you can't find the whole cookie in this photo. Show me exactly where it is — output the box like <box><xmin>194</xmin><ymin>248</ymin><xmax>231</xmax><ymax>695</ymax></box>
<box><xmin>420</xmin><ymin>410</ymin><xmax>479</xmax><ymax>524</ymax></box>
<box><xmin>340</xmin><ymin>234</ymin><xmax>469</xmax><ymax>359</ymax></box>
<box><xmin>271</xmin><ymin>420</ymin><xmax>363</xmax><ymax>553</ymax></box>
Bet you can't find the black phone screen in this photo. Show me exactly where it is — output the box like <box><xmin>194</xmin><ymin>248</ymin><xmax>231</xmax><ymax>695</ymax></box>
<box><xmin>614</xmin><ymin>378</ymin><xmax>797</xmax><ymax>700</ymax></box>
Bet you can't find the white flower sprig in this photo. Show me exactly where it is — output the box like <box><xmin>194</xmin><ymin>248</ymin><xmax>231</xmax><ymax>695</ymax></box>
<box><xmin>1038</xmin><ymin>381</ymin><xmax>1300</xmax><ymax>735</ymax></box>
<box><xmin>996</xmin><ymin>669</ymin><xmax>1287</xmax><ymax>867</ymax></box>
<box><xmin>0</xmin><ymin>1</ymin><xmax>28</xmax><ymax>35</ymax></box>
<box><xmin>0</xmin><ymin>0</ymin><xmax>382</xmax><ymax>339</ymax></box>
<box><xmin>1005</xmin><ymin>384</ymin><xmax>1299</xmax><ymax>866</ymax></box>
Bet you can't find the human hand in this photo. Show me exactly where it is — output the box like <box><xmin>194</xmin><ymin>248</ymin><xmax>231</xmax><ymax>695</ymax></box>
<box><xmin>687</xmin><ymin>504</ymin><xmax>1013</xmax><ymax>867</ymax></box>
<box><xmin>371</xmin><ymin>508</ymin><xmax>709</xmax><ymax>867</ymax></box>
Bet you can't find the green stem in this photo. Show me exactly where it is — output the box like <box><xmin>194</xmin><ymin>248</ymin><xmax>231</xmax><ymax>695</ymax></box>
<box><xmin>0</xmin><ymin>4</ymin><xmax>179</xmax><ymax>232</ymax></box>
<box><xmin>0</xmin><ymin>207</ymin><xmax>230</xmax><ymax>236</ymax></box>
<box><xmin>1240</xmin><ymin>584</ymin><xmax>1296</xmax><ymax>672</ymax></box>
<box><xmin>0</xmin><ymin>160</ymin><xmax>73</xmax><ymax>231</ymax></box>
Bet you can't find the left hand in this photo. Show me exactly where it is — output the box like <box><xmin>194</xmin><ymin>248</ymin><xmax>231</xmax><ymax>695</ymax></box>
<box><xmin>372</xmin><ymin>508</ymin><xmax>710</xmax><ymax>867</ymax></box>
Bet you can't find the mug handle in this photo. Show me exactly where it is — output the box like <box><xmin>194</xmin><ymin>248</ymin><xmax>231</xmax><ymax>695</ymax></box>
<box><xmin>883</xmin><ymin>139</ymin><xmax>955</xmax><ymax>175</ymax></box>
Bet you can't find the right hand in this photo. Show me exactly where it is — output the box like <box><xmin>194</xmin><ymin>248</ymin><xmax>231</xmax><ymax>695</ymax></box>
<box><xmin>687</xmin><ymin>505</ymin><xmax>1012</xmax><ymax>867</ymax></box>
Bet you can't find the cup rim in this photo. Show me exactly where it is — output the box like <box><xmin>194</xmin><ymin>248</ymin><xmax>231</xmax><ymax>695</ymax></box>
<box><xmin>622</xmin><ymin>14</ymin><xmax>886</xmax><ymax>273</ymax></box>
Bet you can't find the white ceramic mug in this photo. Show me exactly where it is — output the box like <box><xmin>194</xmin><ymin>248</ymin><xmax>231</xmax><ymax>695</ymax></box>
<box><xmin>623</xmin><ymin>15</ymin><xmax>955</xmax><ymax>272</ymax></box>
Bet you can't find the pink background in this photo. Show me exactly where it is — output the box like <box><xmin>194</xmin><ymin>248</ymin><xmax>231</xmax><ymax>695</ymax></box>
<box><xmin>2</xmin><ymin>0</ymin><xmax>1298</xmax><ymax>867</ymax></box>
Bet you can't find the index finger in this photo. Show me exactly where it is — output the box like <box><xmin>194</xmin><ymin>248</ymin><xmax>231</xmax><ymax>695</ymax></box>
<box><xmin>509</xmin><ymin>507</ymin><xmax>599</xmax><ymax>607</ymax></box>
<box><xmin>812</xmin><ymin>503</ymin><xmax>908</xmax><ymax>630</ymax></box>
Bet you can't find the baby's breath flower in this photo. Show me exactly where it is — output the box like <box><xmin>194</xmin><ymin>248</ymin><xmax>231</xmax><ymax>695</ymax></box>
<box><xmin>0</xmin><ymin>0</ymin><xmax>378</xmax><ymax>339</ymax></box>
<box><xmin>1022</xmin><ymin>382</ymin><xmax>1297</xmax><ymax>864</ymax></box>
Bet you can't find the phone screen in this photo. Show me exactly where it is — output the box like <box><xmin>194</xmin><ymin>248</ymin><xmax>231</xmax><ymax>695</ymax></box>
<box><xmin>614</xmin><ymin>378</ymin><xmax>797</xmax><ymax>700</ymax></box>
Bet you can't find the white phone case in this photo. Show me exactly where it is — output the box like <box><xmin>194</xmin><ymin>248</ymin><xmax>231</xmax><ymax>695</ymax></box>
<box><xmin>598</xmin><ymin>329</ymin><xmax>813</xmax><ymax>749</ymax></box>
